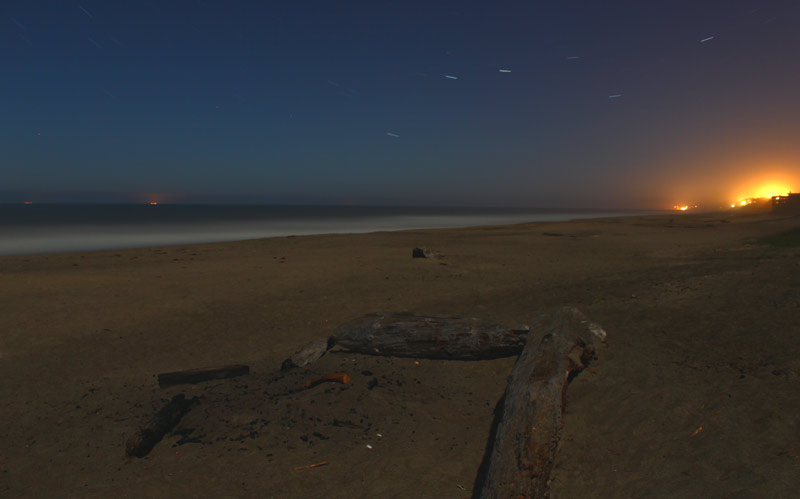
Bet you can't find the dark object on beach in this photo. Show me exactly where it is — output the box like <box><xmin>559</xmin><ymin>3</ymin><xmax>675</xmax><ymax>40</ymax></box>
<box><xmin>477</xmin><ymin>307</ymin><xmax>605</xmax><ymax>499</ymax></box>
<box><xmin>125</xmin><ymin>394</ymin><xmax>198</xmax><ymax>458</ymax></box>
<box><xmin>157</xmin><ymin>364</ymin><xmax>250</xmax><ymax>388</ymax></box>
<box><xmin>281</xmin><ymin>338</ymin><xmax>334</xmax><ymax>370</ymax></box>
<box><xmin>332</xmin><ymin>419</ymin><xmax>362</xmax><ymax>429</ymax></box>
<box><xmin>412</xmin><ymin>247</ymin><xmax>443</xmax><ymax>259</ymax></box>
<box><xmin>305</xmin><ymin>372</ymin><xmax>351</xmax><ymax>389</ymax></box>
<box><xmin>542</xmin><ymin>232</ymin><xmax>564</xmax><ymax>237</ymax></box>
<box><xmin>333</xmin><ymin>313</ymin><xmax>529</xmax><ymax>360</ymax></box>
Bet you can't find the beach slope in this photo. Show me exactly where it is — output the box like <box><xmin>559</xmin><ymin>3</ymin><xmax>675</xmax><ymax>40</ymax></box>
<box><xmin>1</xmin><ymin>211</ymin><xmax>798</xmax><ymax>497</ymax></box>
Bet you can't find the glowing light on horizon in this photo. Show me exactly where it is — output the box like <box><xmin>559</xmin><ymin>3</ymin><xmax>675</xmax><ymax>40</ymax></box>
<box><xmin>729</xmin><ymin>176</ymin><xmax>796</xmax><ymax>207</ymax></box>
<box><xmin>746</xmin><ymin>183</ymin><xmax>794</xmax><ymax>199</ymax></box>
<box><xmin>143</xmin><ymin>193</ymin><xmax>169</xmax><ymax>204</ymax></box>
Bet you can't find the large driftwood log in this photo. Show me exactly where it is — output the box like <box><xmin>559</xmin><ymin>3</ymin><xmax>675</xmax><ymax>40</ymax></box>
<box><xmin>332</xmin><ymin>313</ymin><xmax>530</xmax><ymax>360</ymax></box>
<box><xmin>126</xmin><ymin>394</ymin><xmax>198</xmax><ymax>458</ymax></box>
<box><xmin>157</xmin><ymin>364</ymin><xmax>249</xmax><ymax>388</ymax></box>
<box><xmin>478</xmin><ymin>307</ymin><xmax>606</xmax><ymax>499</ymax></box>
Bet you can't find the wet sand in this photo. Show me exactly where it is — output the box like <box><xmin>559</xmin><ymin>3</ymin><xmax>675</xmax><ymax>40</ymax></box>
<box><xmin>1</xmin><ymin>210</ymin><xmax>798</xmax><ymax>497</ymax></box>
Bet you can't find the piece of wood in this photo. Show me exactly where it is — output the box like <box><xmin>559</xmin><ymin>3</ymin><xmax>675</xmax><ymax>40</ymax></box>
<box><xmin>293</xmin><ymin>461</ymin><xmax>330</xmax><ymax>471</ymax></box>
<box><xmin>125</xmin><ymin>394</ymin><xmax>198</xmax><ymax>458</ymax></box>
<box><xmin>281</xmin><ymin>338</ymin><xmax>334</xmax><ymax>370</ymax></box>
<box><xmin>157</xmin><ymin>364</ymin><xmax>249</xmax><ymax>388</ymax></box>
<box><xmin>305</xmin><ymin>372</ymin><xmax>351</xmax><ymax>388</ymax></box>
<box><xmin>477</xmin><ymin>307</ymin><xmax>606</xmax><ymax>499</ymax></box>
<box><xmin>332</xmin><ymin>313</ymin><xmax>529</xmax><ymax>360</ymax></box>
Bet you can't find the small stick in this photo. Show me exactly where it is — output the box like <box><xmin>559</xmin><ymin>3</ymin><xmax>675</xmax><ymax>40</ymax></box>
<box><xmin>157</xmin><ymin>364</ymin><xmax>249</xmax><ymax>388</ymax></box>
<box><xmin>293</xmin><ymin>461</ymin><xmax>330</xmax><ymax>471</ymax></box>
<box><xmin>305</xmin><ymin>372</ymin><xmax>351</xmax><ymax>388</ymax></box>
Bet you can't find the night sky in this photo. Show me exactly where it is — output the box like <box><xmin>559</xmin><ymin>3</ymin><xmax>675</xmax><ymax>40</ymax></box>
<box><xmin>3</xmin><ymin>1</ymin><xmax>799</xmax><ymax>209</ymax></box>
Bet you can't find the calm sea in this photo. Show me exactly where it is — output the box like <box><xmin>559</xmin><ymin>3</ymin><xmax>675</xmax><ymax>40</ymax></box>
<box><xmin>0</xmin><ymin>204</ymin><xmax>642</xmax><ymax>255</ymax></box>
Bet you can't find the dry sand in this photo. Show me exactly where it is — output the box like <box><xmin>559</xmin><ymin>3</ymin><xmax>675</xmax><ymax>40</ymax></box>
<box><xmin>1</xmin><ymin>210</ymin><xmax>798</xmax><ymax>498</ymax></box>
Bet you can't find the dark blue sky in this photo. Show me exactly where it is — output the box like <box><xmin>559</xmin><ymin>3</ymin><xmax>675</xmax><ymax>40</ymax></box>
<box><xmin>3</xmin><ymin>1</ymin><xmax>799</xmax><ymax>208</ymax></box>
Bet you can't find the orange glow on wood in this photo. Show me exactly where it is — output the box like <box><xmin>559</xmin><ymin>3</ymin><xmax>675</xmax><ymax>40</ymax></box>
<box><xmin>305</xmin><ymin>372</ymin><xmax>351</xmax><ymax>388</ymax></box>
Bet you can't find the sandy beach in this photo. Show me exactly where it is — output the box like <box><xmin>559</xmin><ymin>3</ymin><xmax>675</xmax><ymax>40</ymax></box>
<box><xmin>1</xmin><ymin>210</ymin><xmax>798</xmax><ymax>498</ymax></box>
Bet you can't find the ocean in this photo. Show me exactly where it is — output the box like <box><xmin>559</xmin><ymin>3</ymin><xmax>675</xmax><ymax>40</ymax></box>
<box><xmin>0</xmin><ymin>204</ymin><xmax>643</xmax><ymax>255</ymax></box>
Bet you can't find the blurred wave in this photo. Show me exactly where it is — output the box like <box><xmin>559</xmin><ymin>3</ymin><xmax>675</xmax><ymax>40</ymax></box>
<box><xmin>0</xmin><ymin>205</ymin><xmax>642</xmax><ymax>255</ymax></box>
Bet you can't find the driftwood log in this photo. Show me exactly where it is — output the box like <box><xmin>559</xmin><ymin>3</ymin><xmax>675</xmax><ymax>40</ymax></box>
<box><xmin>281</xmin><ymin>313</ymin><xmax>530</xmax><ymax>369</ymax></box>
<box><xmin>477</xmin><ymin>307</ymin><xmax>606</xmax><ymax>499</ymax></box>
<box><xmin>157</xmin><ymin>364</ymin><xmax>250</xmax><ymax>388</ymax></box>
<box><xmin>126</xmin><ymin>394</ymin><xmax>198</xmax><ymax>458</ymax></box>
<box><xmin>332</xmin><ymin>313</ymin><xmax>530</xmax><ymax>360</ymax></box>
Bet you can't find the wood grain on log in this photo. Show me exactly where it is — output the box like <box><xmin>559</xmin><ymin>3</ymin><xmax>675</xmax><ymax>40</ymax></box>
<box><xmin>157</xmin><ymin>364</ymin><xmax>249</xmax><ymax>388</ymax></box>
<box><xmin>332</xmin><ymin>313</ymin><xmax>529</xmax><ymax>360</ymax></box>
<box><xmin>125</xmin><ymin>394</ymin><xmax>197</xmax><ymax>458</ymax></box>
<box><xmin>478</xmin><ymin>307</ymin><xmax>606</xmax><ymax>499</ymax></box>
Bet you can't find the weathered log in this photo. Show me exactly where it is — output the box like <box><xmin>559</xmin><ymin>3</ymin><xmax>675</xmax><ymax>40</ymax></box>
<box><xmin>281</xmin><ymin>338</ymin><xmax>334</xmax><ymax>370</ymax></box>
<box><xmin>157</xmin><ymin>364</ymin><xmax>249</xmax><ymax>388</ymax></box>
<box><xmin>477</xmin><ymin>307</ymin><xmax>606</xmax><ymax>499</ymax></box>
<box><xmin>125</xmin><ymin>394</ymin><xmax>197</xmax><ymax>458</ymax></box>
<box><xmin>332</xmin><ymin>312</ymin><xmax>529</xmax><ymax>360</ymax></box>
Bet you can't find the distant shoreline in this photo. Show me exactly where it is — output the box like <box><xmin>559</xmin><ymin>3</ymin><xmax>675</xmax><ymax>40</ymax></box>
<box><xmin>0</xmin><ymin>205</ymin><xmax>659</xmax><ymax>256</ymax></box>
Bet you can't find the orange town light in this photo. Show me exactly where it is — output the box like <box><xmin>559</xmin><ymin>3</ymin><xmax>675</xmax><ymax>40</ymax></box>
<box><xmin>730</xmin><ymin>178</ymin><xmax>795</xmax><ymax>205</ymax></box>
